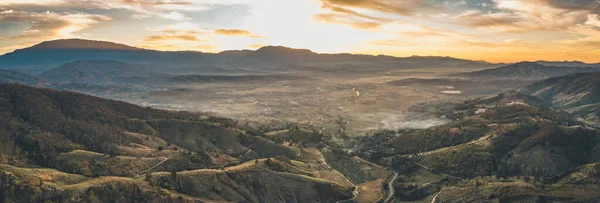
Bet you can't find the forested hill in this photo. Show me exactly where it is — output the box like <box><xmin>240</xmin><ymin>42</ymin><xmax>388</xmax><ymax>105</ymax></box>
<box><xmin>0</xmin><ymin>84</ymin><xmax>352</xmax><ymax>202</ymax></box>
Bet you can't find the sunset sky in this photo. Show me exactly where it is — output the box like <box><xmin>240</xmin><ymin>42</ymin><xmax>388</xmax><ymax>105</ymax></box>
<box><xmin>1</xmin><ymin>0</ymin><xmax>599</xmax><ymax>63</ymax></box>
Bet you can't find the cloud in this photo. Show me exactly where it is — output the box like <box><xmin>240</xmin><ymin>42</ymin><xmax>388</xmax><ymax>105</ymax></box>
<box><xmin>456</xmin><ymin>10</ymin><xmax>523</xmax><ymax>31</ymax></box>
<box><xmin>459</xmin><ymin>0</ymin><xmax>593</xmax><ymax>32</ymax></box>
<box><xmin>313</xmin><ymin>13</ymin><xmax>382</xmax><ymax>29</ymax></box>
<box><xmin>0</xmin><ymin>0</ymin><xmax>204</xmax><ymax>11</ymax></box>
<box><xmin>148</xmin><ymin>23</ymin><xmax>265</xmax><ymax>39</ymax></box>
<box><xmin>143</xmin><ymin>34</ymin><xmax>201</xmax><ymax>42</ymax></box>
<box><xmin>0</xmin><ymin>10</ymin><xmax>111</xmax><ymax>40</ymax></box>
<box><xmin>320</xmin><ymin>3</ymin><xmax>393</xmax><ymax>22</ymax></box>
<box><xmin>386</xmin><ymin>23</ymin><xmax>458</xmax><ymax>37</ymax></box>
<box><xmin>556</xmin><ymin>25</ymin><xmax>600</xmax><ymax>48</ymax></box>
<box><xmin>215</xmin><ymin>29</ymin><xmax>250</xmax><ymax>36</ymax></box>
<box><xmin>586</xmin><ymin>14</ymin><xmax>600</xmax><ymax>27</ymax></box>
<box><xmin>453</xmin><ymin>38</ymin><xmax>535</xmax><ymax>48</ymax></box>
<box><xmin>544</xmin><ymin>0</ymin><xmax>600</xmax><ymax>11</ymax></box>
<box><xmin>160</xmin><ymin>11</ymin><xmax>187</xmax><ymax>20</ymax></box>
<box><xmin>141</xmin><ymin>22</ymin><xmax>266</xmax><ymax>52</ymax></box>
<box><xmin>147</xmin><ymin>22</ymin><xmax>208</xmax><ymax>35</ymax></box>
<box><xmin>313</xmin><ymin>0</ymin><xmax>447</xmax><ymax>30</ymax></box>
<box><xmin>313</xmin><ymin>0</ymin><xmax>431</xmax><ymax>29</ymax></box>
<box><xmin>0</xmin><ymin>0</ymin><xmax>209</xmax><ymax>22</ymax></box>
<box><xmin>121</xmin><ymin>0</ymin><xmax>193</xmax><ymax>6</ymax></box>
<box><xmin>214</xmin><ymin>29</ymin><xmax>265</xmax><ymax>38</ymax></box>
<box><xmin>140</xmin><ymin>31</ymin><xmax>215</xmax><ymax>52</ymax></box>
<box><xmin>459</xmin><ymin>39</ymin><xmax>498</xmax><ymax>47</ymax></box>
<box><xmin>132</xmin><ymin>14</ymin><xmax>151</xmax><ymax>19</ymax></box>
<box><xmin>318</xmin><ymin>0</ymin><xmax>429</xmax><ymax>16</ymax></box>
<box><xmin>369</xmin><ymin>39</ymin><xmax>414</xmax><ymax>47</ymax></box>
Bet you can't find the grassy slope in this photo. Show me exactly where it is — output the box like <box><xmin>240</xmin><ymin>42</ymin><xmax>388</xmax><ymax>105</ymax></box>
<box><xmin>357</xmin><ymin>92</ymin><xmax>600</xmax><ymax>202</ymax></box>
<box><xmin>0</xmin><ymin>158</ymin><xmax>353</xmax><ymax>203</ymax></box>
<box><xmin>0</xmin><ymin>84</ymin><xmax>345</xmax><ymax>202</ymax></box>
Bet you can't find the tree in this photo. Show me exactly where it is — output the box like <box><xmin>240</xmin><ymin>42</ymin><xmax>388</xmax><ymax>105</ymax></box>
<box><xmin>334</xmin><ymin>116</ymin><xmax>350</xmax><ymax>138</ymax></box>
<box><xmin>170</xmin><ymin>170</ymin><xmax>179</xmax><ymax>189</ymax></box>
<box><xmin>158</xmin><ymin>146</ymin><xmax>164</xmax><ymax>151</ymax></box>
<box><xmin>275</xmin><ymin>155</ymin><xmax>291</xmax><ymax>164</ymax></box>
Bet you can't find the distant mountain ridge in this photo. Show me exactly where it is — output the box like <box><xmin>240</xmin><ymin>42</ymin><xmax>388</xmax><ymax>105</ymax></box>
<box><xmin>536</xmin><ymin>60</ymin><xmax>600</xmax><ymax>68</ymax></box>
<box><xmin>0</xmin><ymin>39</ymin><xmax>498</xmax><ymax>73</ymax></box>
<box><xmin>0</xmin><ymin>69</ymin><xmax>48</xmax><ymax>85</ymax></box>
<box><xmin>0</xmin><ymin>39</ymin><xmax>212</xmax><ymax>73</ymax></box>
<box><xmin>23</xmin><ymin>39</ymin><xmax>142</xmax><ymax>51</ymax></box>
<box><xmin>453</xmin><ymin>62</ymin><xmax>600</xmax><ymax>80</ymax></box>
<box><xmin>40</xmin><ymin>60</ymin><xmax>147</xmax><ymax>83</ymax></box>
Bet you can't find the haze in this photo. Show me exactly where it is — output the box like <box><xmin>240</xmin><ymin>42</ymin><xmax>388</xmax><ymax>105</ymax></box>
<box><xmin>3</xmin><ymin>1</ymin><xmax>600</xmax><ymax>203</ymax></box>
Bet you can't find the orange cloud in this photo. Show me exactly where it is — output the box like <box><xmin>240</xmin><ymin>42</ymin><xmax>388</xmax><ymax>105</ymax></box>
<box><xmin>320</xmin><ymin>3</ymin><xmax>392</xmax><ymax>22</ymax></box>
<box><xmin>214</xmin><ymin>29</ymin><xmax>265</xmax><ymax>38</ymax></box>
<box><xmin>318</xmin><ymin>0</ymin><xmax>428</xmax><ymax>16</ymax></box>
<box><xmin>313</xmin><ymin>13</ymin><xmax>382</xmax><ymax>29</ymax></box>
<box><xmin>121</xmin><ymin>0</ymin><xmax>193</xmax><ymax>6</ymax></box>
<box><xmin>214</xmin><ymin>29</ymin><xmax>251</xmax><ymax>36</ymax></box>
<box><xmin>456</xmin><ymin>11</ymin><xmax>522</xmax><ymax>31</ymax></box>
<box><xmin>143</xmin><ymin>34</ymin><xmax>202</xmax><ymax>42</ymax></box>
<box><xmin>0</xmin><ymin>10</ymin><xmax>111</xmax><ymax>40</ymax></box>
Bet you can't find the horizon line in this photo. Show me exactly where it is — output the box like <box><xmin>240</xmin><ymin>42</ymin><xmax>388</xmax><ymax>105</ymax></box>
<box><xmin>3</xmin><ymin>38</ymin><xmax>600</xmax><ymax>64</ymax></box>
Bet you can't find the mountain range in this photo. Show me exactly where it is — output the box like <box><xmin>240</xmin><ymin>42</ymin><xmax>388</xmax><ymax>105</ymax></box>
<box><xmin>3</xmin><ymin>38</ymin><xmax>600</xmax><ymax>202</ymax></box>
<box><xmin>0</xmin><ymin>39</ymin><xmax>498</xmax><ymax>74</ymax></box>
<box><xmin>536</xmin><ymin>60</ymin><xmax>600</xmax><ymax>68</ymax></box>
<box><xmin>453</xmin><ymin>62</ymin><xmax>600</xmax><ymax>80</ymax></box>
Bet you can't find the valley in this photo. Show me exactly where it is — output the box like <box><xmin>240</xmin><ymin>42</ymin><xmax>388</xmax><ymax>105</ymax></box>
<box><xmin>1</xmin><ymin>39</ymin><xmax>600</xmax><ymax>202</ymax></box>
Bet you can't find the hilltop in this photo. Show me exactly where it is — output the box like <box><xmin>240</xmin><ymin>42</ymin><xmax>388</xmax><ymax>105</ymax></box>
<box><xmin>24</xmin><ymin>39</ymin><xmax>141</xmax><ymax>51</ymax></box>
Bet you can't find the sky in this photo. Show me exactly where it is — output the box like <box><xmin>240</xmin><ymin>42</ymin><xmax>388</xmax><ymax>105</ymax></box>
<box><xmin>0</xmin><ymin>0</ymin><xmax>599</xmax><ymax>63</ymax></box>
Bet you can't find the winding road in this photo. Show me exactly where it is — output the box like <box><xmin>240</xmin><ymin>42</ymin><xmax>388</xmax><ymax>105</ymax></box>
<box><xmin>430</xmin><ymin>188</ymin><xmax>446</xmax><ymax>203</ymax></box>
<box><xmin>136</xmin><ymin>157</ymin><xmax>170</xmax><ymax>177</ymax></box>
<box><xmin>384</xmin><ymin>172</ymin><xmax>399</xmax><ymax>203</ymax></box>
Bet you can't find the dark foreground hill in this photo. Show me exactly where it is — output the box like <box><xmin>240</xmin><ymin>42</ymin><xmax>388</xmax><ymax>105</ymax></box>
<box><xmin>0</xmin><ymin>84</ymin><xmax>353</xmax><ymax>202</ymax></box>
